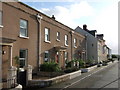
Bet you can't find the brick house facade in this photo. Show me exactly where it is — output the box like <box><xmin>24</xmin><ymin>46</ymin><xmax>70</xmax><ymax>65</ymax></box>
<box><xmin>0</xmin><ymin>2</ymin><xmax>86</xmax><ymax>88</ymax></box>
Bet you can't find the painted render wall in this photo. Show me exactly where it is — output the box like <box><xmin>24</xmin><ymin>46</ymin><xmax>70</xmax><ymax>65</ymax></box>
<box><xmin>75</xmin><ymin>26</ymin><xmax>98</xmax><ymax>63</ymax></box>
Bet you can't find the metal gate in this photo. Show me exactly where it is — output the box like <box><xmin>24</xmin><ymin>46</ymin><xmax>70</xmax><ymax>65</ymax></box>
<box><xmin>17</xmin><ymin>69</ymin><xmax>27</xmax><ymax>87</ymax></box>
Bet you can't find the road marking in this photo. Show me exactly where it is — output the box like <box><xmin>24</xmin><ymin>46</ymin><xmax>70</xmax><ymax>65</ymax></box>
<box><xmin>60</xmin><ymin>67</ymin><xmax>104</xmax><ymax>90</ymax></box>
<box><xmin>60</xmin><ymin>62</ymin><xmax>118</xmax><ymax>90</ymax></box>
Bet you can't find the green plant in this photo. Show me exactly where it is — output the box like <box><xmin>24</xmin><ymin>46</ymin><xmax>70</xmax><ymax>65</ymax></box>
<box><xmin>87</xmin><ymin>59</ymin><xmax>93</xmax><ymax>64</ymax></box>
<box><xmin>66</xmin><ymin>59</ymin><xmax>76</xmax><ymax>68</ymax></box>
<box><xmin>13</xmin><ymin>56</ymin><xmax>19</xmax><ymax>68</ymax></box>
<box><xmin>77</xmin><ymin>59</ymin><xmax>85</xmax><ymax>68</ymax></box>
<box><xmin>40</xmin><ymin>62</ymin><xmax>60</xmax><ymax>72</ymax></box>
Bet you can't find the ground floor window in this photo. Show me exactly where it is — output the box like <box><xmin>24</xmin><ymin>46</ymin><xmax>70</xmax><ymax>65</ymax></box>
<box><xmin>19</xmin><ymin>49</ymin><xmax>27</xmax><ymax>68</ymax></box>
<box><xmin>44</xmin><ymin>51</ymin><xmax>49</xmax><ymax>62</ymax></box>
<box><xmin>56</xmin><ymin>52</ymin><xmax>59</xmax><ymax>63</ymax></box>
<box><xmin>64</xmin><ymin>52</ymin><xmax>68</xmax><ymax>66</ymax></box>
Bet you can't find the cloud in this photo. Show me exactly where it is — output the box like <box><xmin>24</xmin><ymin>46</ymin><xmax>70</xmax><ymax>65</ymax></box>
<box><xmin>40</xmin><ymin>1</ymin><xmax>118</xmax><ymax>54</ymax></box>
<box><xmin>40</xmin><ymin>1</ymin><xmax>95</xmax><ymax>28</ymax></box>
<box><xmin>89</xmin><ymin>2</ymin><xmax>118</xmax><ymax>54</ymax></box>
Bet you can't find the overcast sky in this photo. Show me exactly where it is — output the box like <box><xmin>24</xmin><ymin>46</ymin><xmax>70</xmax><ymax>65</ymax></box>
<box><xmin>22</xmin><ymin>0</ymin><xmax>119</xmax><ymax>54</ymax></box>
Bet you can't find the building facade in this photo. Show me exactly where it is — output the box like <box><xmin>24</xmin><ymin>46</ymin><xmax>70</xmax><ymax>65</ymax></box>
<box><xmin>97</xmin><ymin>34</ymin><xmax>110</xmax><ymax>62</ymax></box>
<box><xmin>75</xmin><ymin>25</ymin><xmax>98</xmax><ymax>64</ymax></box>
<box><xmin>0</xmin><ymin>2</ymin><xmax>86</xmax><ymax>88</ymax></box>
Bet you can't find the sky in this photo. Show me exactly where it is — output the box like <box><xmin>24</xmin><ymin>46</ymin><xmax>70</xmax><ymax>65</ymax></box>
<box><xmin>21</xmin><ymin>0</ymin><xmax>119</xmax><ymax>54</ymax></box>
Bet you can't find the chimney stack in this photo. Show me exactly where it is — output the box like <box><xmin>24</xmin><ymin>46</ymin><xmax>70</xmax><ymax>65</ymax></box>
<box><xmin>83</xmin><ymin>24</ymin><xmax>87</xmax><ymax>30</ymax></box>
<box><xmin>51</xmin><ymin>15</ymin><xmax>55</xmax><ymax>20</ymax></box>
<box><xmin>97</xmin><ymin>34</ymin><xmax>104</xmax><ymax>40</ymax></box>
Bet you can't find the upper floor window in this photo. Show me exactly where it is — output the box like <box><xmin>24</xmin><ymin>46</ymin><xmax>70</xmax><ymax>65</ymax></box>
<box><xmin>57</xmin><ymin>32</ymin><xmax>60</xmax><ymax>41</ymax></box>
<box><xmin>74</xmin><ymin>38</ymin><xmax>77</xmax><ymax>48</ymax></box>
<box><xmin>20</xmin><ymin>19</ymin><xmax>28</xmax><ymax>37</ymax></box>
<box><xmin>45</xmin><ymin>28</ymin><xmax>50</xmax><ymax>42</ymax></box>
<box><xmin>44</xmin><ymin>51</ymin><xmax>49</xmax><ymax>62</ymax></box>
<box><xmin>65</xmin><ymin>35</ymin><xmax>68</xmax><ymax>46</ymax></box>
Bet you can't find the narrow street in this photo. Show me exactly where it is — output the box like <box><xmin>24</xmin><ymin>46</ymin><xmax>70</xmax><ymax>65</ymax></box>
<box><xmin>39</xmin><ymin>61</ymin><xmax>119</xmax><ymax>89</ymax></box>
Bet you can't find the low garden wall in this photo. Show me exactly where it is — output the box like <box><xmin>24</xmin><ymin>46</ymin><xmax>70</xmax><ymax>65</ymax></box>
<box><xmin>37</xmin><ymin>71</ymin><xmax>64</xmax><ymax>78</ymax></box>
<box><xmin>28</xmin><ymin>69</ymin><xmax>82</xmax><ymax>87</ymax></box>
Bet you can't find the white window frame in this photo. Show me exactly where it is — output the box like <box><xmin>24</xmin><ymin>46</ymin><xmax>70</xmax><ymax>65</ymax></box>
<box><xmin>74</xmin><ymin>38</ymin><xmax>77</xmax><ymax>48</ymax></box>
<box><xmin>65</xmin><ymin>35</ymin><xmax>68</xmax><ymax>46</ymax></box>
<box><xmin>64</xmin><ymin>52</ymin><xmax>68</xmax><ymax>61</ymax></box>
<box><xmin>44</xmin><ymin>51</ymin><xmax>49</xmax><ymax>62</ymax></box>
<box><xmin>45</xmin><ymin>28</ymin><xmax>50</xmax><ymax>42</ymax></box>
<box><xmin>0</xmin><ymin>11</ymin><xmax>3</xmax><ymax>28</ymax></box>
<box><xmin>56</xmin><ymin>32</ymin><xmax>60</xmax><ymax>41</ymax></box>
<box><xmin>20</xmin><ymin>19</ymin><xmax>28</xmax><ymax>38</ymax></box>
<box><xmin>64</xmin><ymin>52</ymin><xmax>68</xmax><ymax>66</ymax></box>
<box><xmin>19</xmin><ymin>49</ymin><xmax>27</xmax><ymax>68</ymax></box>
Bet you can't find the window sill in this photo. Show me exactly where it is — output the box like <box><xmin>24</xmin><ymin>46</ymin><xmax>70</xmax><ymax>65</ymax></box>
<box><xmin>0</xmin><ymin>25</ymin><xmax>3</xmax><ymax>28</ymax></box>
<box><xmin>65</xmin><ymin>44</ymin><xmax>69</xmax><ymax>47</ymax></box>
<box><xmin>19</xmin><ymin>36</ymin><xmax>29</xmax><ymax>39</ymax></box>
<box><xmin>45</xmin><ymin>40</ymin><xmax>51</xmax><ymax>43</ymax></box>
<box><xmin>56</xmin><ymin>39</ymin><xmax>60</xmax><ymax>42</ymax></box>
<box><xmin>74</xmin><ymin>46</ymin><xmax>77</xmax><ymax>48</ymax></box>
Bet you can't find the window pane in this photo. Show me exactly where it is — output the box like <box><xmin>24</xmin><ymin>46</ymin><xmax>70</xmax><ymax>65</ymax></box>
<box><xmin>45</xmin><ymin>28</ymin><xmax>50</xmax><ymax>41</ymax></box>
<box><xmin>20</xmin><ymin>19</ymin><xmax>27</xmax><ymax>37</ymax></box>
<box><xmin>19</xmin><ymin>59</ymin><xmax>25</xmax><ymax>68</ymax></box>
<box><xmin>19</xmin><ymin>49</ymin><xmax>27</xmax><ymax>67</ymax></box>
<box><xmin>45</xmin><ymin>51</ymin><xmax>49</xmax><ymax>62</ymax></box>
<box><xmin>20</xmin><ymin>19</ymin><xmax>27</xmax><ymax>28</ymax></box>
<box><xmin>45</xmin><ymin>28</ymin><xmax>48</xmax><ymax>35</ymax></box>
<box><xmin>20</xmin><ymin>50</ymin><xmax>26</xmax><ymax>58</ymax></box>
<box><xmin>57</xmin><ymin>32</ymin><xmax>60</xmax><ymax>40</ymax></box>
<box><xmin>20</xmin><ymin>28</ymin><xmax>27</xmax><ymax>37</ymax></box>
<box><xmin>65</xmin><ymin>35</ymin><xmax>68</xmax><ymax>45</ymax></box>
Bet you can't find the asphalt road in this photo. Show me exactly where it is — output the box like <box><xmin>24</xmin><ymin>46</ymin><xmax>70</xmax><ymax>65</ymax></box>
<box><xmin>45</xmin><ymin>61</ymin><xmax>119</xmax><ymax>89</ymax></box>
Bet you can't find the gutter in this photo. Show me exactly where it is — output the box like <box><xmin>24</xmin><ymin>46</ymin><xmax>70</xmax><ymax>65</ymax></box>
<box><xmin>70</xmin><ymin>31</ymin><xmax>74</xmax><ymax>60</ymax></box>
<box><xmin>36</xmin><ymin>14</ymin><xmax>42</xmax><ymax>71</ymax></box>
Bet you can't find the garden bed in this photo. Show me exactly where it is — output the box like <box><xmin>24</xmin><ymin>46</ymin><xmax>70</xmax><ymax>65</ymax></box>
<box><xmin>37</xmin><ymin>71</ymin><xmax>65</xmax><ymax>78</ymax></box>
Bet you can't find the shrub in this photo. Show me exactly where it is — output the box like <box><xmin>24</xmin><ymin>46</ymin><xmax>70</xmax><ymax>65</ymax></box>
<box><xmin>13</xmin><ymin>56</ymin><xmax>19</xmax><ymax>68</ymax></box>
<box><xmin>112</xmin><ymin>54</ymin><xmax>117</xmax><ymax>58</ymax></box>
<box><xmin>66</xmin><ymin>59</ymin><xmax>85</xmax><ymax>68</ymax></box>
<box><xmin>40</xmin><ymin>62</ymin><xmax>60</xmax><ymax>72</ymax></box>
<box><xmin>77</xmin><ymin>59</ymin><xmax>85</xmax><ymax>68</ymax></box>
<box><xmin>66</xmin><ymin>61</ymin><xmax>73</xmax><ymax>68</ymax></box>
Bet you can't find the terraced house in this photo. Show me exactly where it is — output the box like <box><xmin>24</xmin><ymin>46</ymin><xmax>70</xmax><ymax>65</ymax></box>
<box><xmin>75</xmin><ymin>25</ymin><xmax>112</xmax><ymax>64</ymax></box>
<box><xmin>97</xmin><ymin>34</ymin><xmax>112</xmax><ymax>63</ymax></box>
<box><xmin>0</xmin><ymin>1</ymin><xmax>86</xmax><ymax>89</ymax></box>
